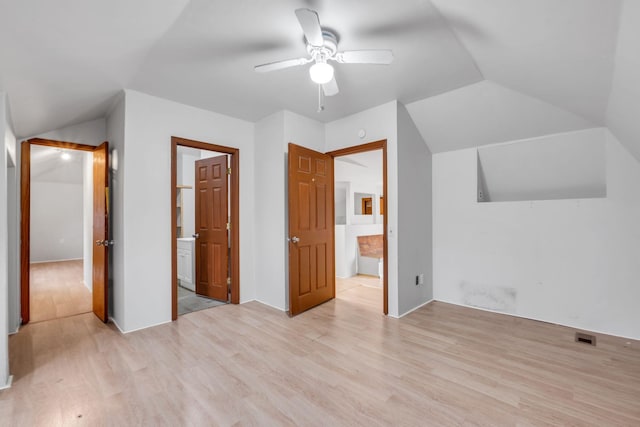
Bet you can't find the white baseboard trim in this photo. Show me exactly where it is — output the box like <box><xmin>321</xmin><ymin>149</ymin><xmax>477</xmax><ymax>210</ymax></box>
<box><xmin>109</xmin><ymin>317</ymin><xmax>125</xmax><ymax>334</ymax></box>
<box><xmin>8</xmin><ymin>324</ymin><xmax>20</xmax><ymax>335</ymax></box>
<box><xmin>82</xmin><ymin>280</ymin><xmax>92</xmax><ymax>292</ymax></box>
<box><xmin>0</xmin><ymin>375</ymin><xmax>13</xmax><ymax>391</ymax></box>
<box><xmin>434</xmin><ymin>299</ymin><xmax>640</xmax><ymax>342</ymax></box>
<box><xmin>30</xmin><ymin>258</ymin><xmax>83</xmax><ymax>264</ymax></box>
<box><xmin>388</xmin><ymin>299</ymin><xmax>434</xmax><ymax>319</ymax></box>
<box><xmin>109</xmin><ymin>317</ymin><xmax>172</xmax><ymax>334</ymax></box>
<box><xmin>254</xmin><ymin>299</ymin><xmax>287</xmax><ymax>312</ymax></box>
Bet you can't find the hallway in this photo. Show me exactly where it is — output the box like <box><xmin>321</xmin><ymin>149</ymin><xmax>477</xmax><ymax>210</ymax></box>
<box><xmin>29</xmin><ymin>260</ymin><xmax>91</xmax><ymax>323</ymax></box>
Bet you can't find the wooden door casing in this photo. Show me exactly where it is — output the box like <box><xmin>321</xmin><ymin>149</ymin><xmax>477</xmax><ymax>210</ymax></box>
<box><xmin>288</xmin><ymin>143</ymin><xmax>335</xmax><ymax>316</ymax></box>
<box><xmin>92</xmin><ymin>141</ymin><xmax>109</xmax><ymax>322</ymax></box>
<box><xmin>194</xmin><ymin>155</ymin><xmax>229</xmax><ymax>301</ymax></box>
<box><xmin>170</xmin><ymin>137</ymin><xmax>240</xmax><ymax>320</ymax></box>
<box><xmin>21</xmin><ymin>138</ymin><xmax>109</xmax><ymax>324</ymax></box>
<box><xmin>327</xmin><ymin>140</ymin><xmax>388</xmax><ymax>315</ymax></box>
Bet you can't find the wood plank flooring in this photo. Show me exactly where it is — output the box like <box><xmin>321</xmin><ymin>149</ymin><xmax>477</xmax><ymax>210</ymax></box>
<box><xmin>2</xmin><ymin>285</ymin><xmax>639</xmax><ymax>426</ymax></box>
<box><xmin>29</xmin><ymin>260</ymin><xmax>91</xmax><ymax>323</ymax></box>
<box><xmin>336</xmin><ymin>275</ymin><xmax>383</xmax><ymax>311</ymax></box>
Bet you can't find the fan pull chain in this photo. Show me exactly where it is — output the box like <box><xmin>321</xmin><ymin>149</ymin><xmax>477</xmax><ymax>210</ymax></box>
<box><xmin>317</xmin><ymin>84</ymin><xmax>325</xmax><ymax>112</ymax></box>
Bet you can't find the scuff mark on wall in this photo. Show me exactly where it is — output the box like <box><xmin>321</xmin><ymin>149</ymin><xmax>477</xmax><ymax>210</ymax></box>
<box><xmin>460</xmin><ymin>281</ymin><xmax>516</xmax><ymax>312</ymax></box>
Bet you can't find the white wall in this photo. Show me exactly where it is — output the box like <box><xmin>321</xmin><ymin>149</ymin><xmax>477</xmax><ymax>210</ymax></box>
<box><xmin>26</xmin><ymin>118</ymin><xmax>106</xmax><ymax>146</ymax></box>
<box><xmin>325</xmin><ymin>101</ymin><xmax>400</xmax><ymax>316</ymax></box>
<box><xmin>433</xmin><ymin>128</ymin><xmax>640</xmax><ymax>339</ymax></box>
<box><xmin>28</xmin><ymin>119</ymin><xmax>105</xmax><ymax>286</ymax></box>
<box><xmin>607</xmin><ymin>0</ymin><xmax>640</xmax><ymax>162</ymax></box>
<box><xmin>1</xmin><ymin>92</ymin><xmax>16</xmax><ymax>389</ymax></box>
<box><xmin>397</xmin><ymin>103</ymin><xmax>433</xmax><ymax>315</ymax></box>
<box><xmin>82</xmin><ymin>152</ymin><xmax>93</xmax><ymax>290</ymax></box>
<box><xmin>7</xmin><ymin>160</ymin><xmax>18</xmax><ymax>334</ymax></box>
<box><xmin>120</xmin><ymin>90</ymin><xmax>255</xmax><ymax>332</ymax></box>
<box><xmin>333</xmin><ymin>155</ymin><xmax>385</xmax><ymax>278</ymax></box>
<box><xmin>30</xmin><ymin>182</ymin><xmax>84</xmax><ymax>262</ymax></box>
<box><xmin>253</xmin><ymin>110</ymin><xmax>325</xmax><ymax>311</ymax></box>
<box><xmin>254</xmin><ymin>111</ymin><xmax>286</xmax><ymax>310</ymax></box>
<box><xmin>335</xmin><ymin>224</ymin><xmax>384</xmax><ymax>278</ymax></box>
<box><xmin>106</xmin><ymin>92</ymin><xmax>126</xmax><ymax>327</ymax></box>
<box><xmin>176</xmin><ymin>150</ymin><xmax>198</xmax><ymax>238</ymax></box>
<box><xmin>335</xmin><ymin>158</ymin><xmax>384</xmax><ymax>226</ymax></box>
<box><xmin>478</xmin><ymin>131</ymin><xmax>606</xmax><ymax>202</ymax></box>
<box><xmin>5</xmin><ymin>98</ymin><xmax>19</xmax><ymax>336</ymax></box>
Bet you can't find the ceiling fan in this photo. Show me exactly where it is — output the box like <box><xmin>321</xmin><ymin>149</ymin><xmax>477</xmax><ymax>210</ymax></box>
<box><xmin>254</xmin><ymin>8</ymin><xmax>394</xmax><ymax>101</ymax></box>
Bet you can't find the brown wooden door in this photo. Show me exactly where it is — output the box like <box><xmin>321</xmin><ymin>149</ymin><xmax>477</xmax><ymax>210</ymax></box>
<box><xmin>288</xmin><ymin>143</ymin><xmax>334</xmax><ymax>316</ymax></box>
<box><xmin>92</xmin><ymin>141</ymin><xmax>109</xmax><ymax>322</ymax></box>
<box><xmin>194</xmin><ymin>155</ymin><xmax>229</xmax><ymax>301</ymax></box>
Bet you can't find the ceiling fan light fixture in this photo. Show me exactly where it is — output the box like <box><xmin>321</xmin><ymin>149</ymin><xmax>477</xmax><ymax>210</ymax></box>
<box><xmin>309</xmin><ymin>61</ymin><xmax>334</xmax><ymax>84</ymax></box>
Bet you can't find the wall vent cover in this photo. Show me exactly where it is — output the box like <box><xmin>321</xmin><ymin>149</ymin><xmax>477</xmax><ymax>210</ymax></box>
<box><xmin>575</xmin><ymin>332</ymin><xmax>596</xmax><ymax>346</ymax></box>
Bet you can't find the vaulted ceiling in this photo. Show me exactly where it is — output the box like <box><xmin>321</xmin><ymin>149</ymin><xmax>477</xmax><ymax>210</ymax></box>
<box><xmin>1</xmin><ymin>0</ymin><xmax>638</xmax><ymax>159</ymax></box>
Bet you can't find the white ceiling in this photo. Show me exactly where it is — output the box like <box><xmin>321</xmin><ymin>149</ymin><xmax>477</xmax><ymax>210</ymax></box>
<box><xmin>335</xmin><ymin>150</ymin><xmax>383</xmax><ymax>181</ymax></box>
<box><xmin>406</xmin><ymin>80</ymin><xmax>593</xmax><ymax>152</ymax></box>
<box><xmin>31</xmin><ymin>145</ymin><xmax>85</xmax><ymax>184</ymax></box>
<box><xmin>0</xmin><ymin>0</ymin><xmax>190</xmax><ymax>137</ymax></box>
<box><xmin>129</xmin><ymin>0</ymin><xmax>481</xmax><ymax>124</ymax></box>
<box><xmin>431</xmin><ymin>0</ymin><xmax>621</xmax><ymax>125</ymax></box>
<box><xmin>1</xmin><ymin>0</ymin><xmax>637</xmax><ymax>160</ymax></box>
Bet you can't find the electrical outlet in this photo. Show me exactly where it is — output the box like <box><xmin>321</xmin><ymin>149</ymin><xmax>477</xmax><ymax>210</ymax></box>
<box><xmin>419</xmin><ymin>274</ymin><xmax>424</xmax><ymax>285</ymax></box>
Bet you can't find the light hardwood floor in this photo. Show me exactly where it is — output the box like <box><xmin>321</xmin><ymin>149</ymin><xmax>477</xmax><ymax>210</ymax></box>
<box><xmin>2</xmin><ymin>284</ymin><xmax>639</xmax><ymax>426</ymax></box>
<box><xmin>336</xmin><ymin>275</ymin><xmax>383</xmax><ymax>311</ymax></box>
<box><xmin>29</xmin><ymin>260</ymin><xmax>91</xmax><ymax>323</ymax></box>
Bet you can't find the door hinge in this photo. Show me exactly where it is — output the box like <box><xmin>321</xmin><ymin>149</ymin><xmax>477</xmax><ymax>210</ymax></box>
<box><xmin>226</xmin><ymin>222</ymin><xmax>231</xmax><ymax>230</ymax></box>
<box><xmin>227</xmin><ymin>167</ymin><xmax>232</xmax><ymax>175</ymax></box>
<box><xmin>227</xmin><ymin>277</ymin><xmax>231</xmax><ymax>292</ymax></box>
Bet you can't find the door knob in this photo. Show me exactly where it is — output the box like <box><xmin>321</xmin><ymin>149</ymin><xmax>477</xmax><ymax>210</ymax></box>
<box><xmin>290</xmin><ymin>236</ymin><xmax>300</xmax><ymax>243</ymax></box>
<box><xmin>95</xmin><ymin>240</ymin><xmax>104</xmax><ymax>246</ymax></box>
<box><xmin>193</xmin><ymin>233</ymin><xmax>200</xmax><ymax>239</ymax></box>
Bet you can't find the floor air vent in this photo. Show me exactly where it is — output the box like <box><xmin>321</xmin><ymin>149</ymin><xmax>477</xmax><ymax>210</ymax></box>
<box><xmin>575</xmin><ymin>332</ymin><xmax>596</xmax><ymax>346</ymax></box>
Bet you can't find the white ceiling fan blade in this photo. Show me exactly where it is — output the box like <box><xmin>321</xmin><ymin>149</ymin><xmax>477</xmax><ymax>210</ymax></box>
<box><xmin>322</xmin><ymin>76</ymin><xmax>339</xmax><ymax>96</ymax></box>
<box><xmin>254</xmin><ymin>57</ymin><xmax>310</xmax><ymax>73</ymax></box>
<box><xmin>336</xmin><ymin>50</ymin><xmax>394</xmax><ymax>64</ymax></box>
<box><xmin>295</xmin><ymin>8</ymin><xmax>324</xmax><ymax>47</ymax></box>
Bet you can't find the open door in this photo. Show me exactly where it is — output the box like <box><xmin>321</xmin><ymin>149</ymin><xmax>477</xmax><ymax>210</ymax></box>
<box><xmin>21</xmin><ymin>138</ymin><xmax>110</xmax><ymax>324</ymax></box>
<box><xmin>288</xmin><ymin>143</ymin><xmax>335</xmax><ymax>316</ymax></box>
<box><xmin>194</xmin><ymin>155</ymin><xmax>229</xmax><ymax>301</ymax></box>
<box><xmin>92</xmin><ymin>141</ymin><xmax>109</xmax><ymax>322</ymax></box>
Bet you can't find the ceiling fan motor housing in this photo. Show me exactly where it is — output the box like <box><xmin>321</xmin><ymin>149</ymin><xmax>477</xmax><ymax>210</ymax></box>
<box><xmin>307</xmin><ymin>30</ymin><xmax>338</xmax><ymax>61</ymax></box>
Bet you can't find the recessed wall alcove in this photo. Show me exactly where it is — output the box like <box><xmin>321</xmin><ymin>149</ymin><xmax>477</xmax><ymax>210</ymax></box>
<box><xmin>477</xmin><ymin>132</ymin><xmax>607</xmax><ymax>203</ymax></box>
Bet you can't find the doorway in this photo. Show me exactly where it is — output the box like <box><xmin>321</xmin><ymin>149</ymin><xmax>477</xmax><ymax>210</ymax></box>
<box><xmin>287</xmin><ymin>140</ymin><xmax>388</xmax><ymax>316</ymax></box>
<box><xmin>333</xmin><ymin>148</ymin><xmax>385</xmax><ymax>313</ymax></box>
<box><xmin>20</xmin><ymin>138</ymin><xmax>110</xmax><ymax>324</ymax></box>
<box><xmin>328</xmin><ymin>140</ymin><xmax>388</xmax><ymax>315</ymax></box>
<box><xmin>170</xmin><ymin>137</ymin><xmax>240</xmax><ymax>320</ymax></box>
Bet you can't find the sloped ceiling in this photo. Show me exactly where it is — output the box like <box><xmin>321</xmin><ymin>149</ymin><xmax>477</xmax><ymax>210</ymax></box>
<box><xmin>129</xmin><ymin>0</ymin><xmax>481</xmax><ymax>124</ymax></box>
<box><xmin>430</xmin><ymin>0</ymin><xmax>621</xmax><ymax>125</ymax></box>
<box><xmin>31</xmin><ymin>145</ymin><xmax>84</xmax><ymax>184</ymax></box>
<box><xmin>0</xmin><ymin>0</ymin><xmax>636</xmax><ymax>158</ymax></box>
<box><xmin>0</xmin><ymin>0</ymin><xmax>190</xmax><ymax>137</ymax></box>
<box><xmin>335</xmin><ymin>150</ymin><xmax>383</xmax><ymax>185</ymax></box>
<box><xmin>406</xmin><ymin>80</ymin><xmax>593</xmax><ymax>153</ymax></box>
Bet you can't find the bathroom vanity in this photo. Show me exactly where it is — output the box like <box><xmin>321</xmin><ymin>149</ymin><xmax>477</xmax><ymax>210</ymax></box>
<box><xmin>177</xmin><ymin>237</ymin><xmax>195</xmax><ymax>291</ymax></box>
